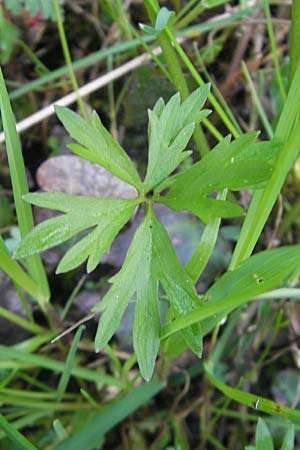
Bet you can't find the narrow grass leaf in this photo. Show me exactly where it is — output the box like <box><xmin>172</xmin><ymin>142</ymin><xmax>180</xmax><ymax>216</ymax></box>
<box><xmin>56</xmin><ymin>325</ymin><xmax>85</xmax><ymax>401</ymax></box>
<box><xmin>0</xmin><ymin>67</ymin><xmax>49</xmax><ymax>302</ymax></box>
<box><xmin>53</xmin><ymin>378</ymin><xmax>163</xmax><ymax>450</ymax></box>
<box><xmin>0</xmin><ymin>345</ymin><xmax>122</xmax><ymax>387</ymax></box>
<box><xmin>0</xmin><ymin>235</ymin><xmax>47</xmax><ymax>304</ymax></box>
<box><xmin>230</xmin><ymin>59</ymin><xmax>300</xmax><ymax>268</ymax></box>
<box><xmin>162</xmin><ymin>246</ymin><xmax>300</xmax><ymax>339</ymax></box>
<box><xmin>0</xmin><ymin>414</ymin><xmax>39</xmax><ymax>450</ymax></box>
<box><xmin>185</xmin><ymin>190</ymin><xmax>227</xmax><ymax>283</ymax></box>
<box><xmin>205</xmin><ymin>364</ymin><xmax>300</xmax><ymax>423</ymax></box>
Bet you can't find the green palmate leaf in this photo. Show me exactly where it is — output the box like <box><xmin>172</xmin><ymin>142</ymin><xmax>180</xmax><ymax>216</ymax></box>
<box><xmin>161</xmin><ymin>196</ymin><xmax>244</xmax><ymax>223</ymax></box>
<box><xmin>143</xmin><ymin>85</ymin><xmax>211</xmax><ymax>192</ymax></box>
<box><xmin>93</xmin><ymin>209</ymin><xmax>160</xmax><ymax>381</ymax></box>
<box><xmin>256</xmin><ymin>418</ymin><xmax>274</xmax><ymax>450</ymax></box>
<box><xmin>15</xmin><ymin>192</ymin><xmax>138</xmax><ymax>273</ymax></box>
<box><xmin>93</xmin><ymin>208</ymin><xmax>203</xmax><ymax>379</ymax></box>
<box><xmin>134</xmin><ymin>274</ymin><xmax>160</xmax><ymax>381</ymax></box>
<box><xmin>161</xmin><ymin>133</ymin><xmax>282</xmax><ymax>199</ymax></box>
<box><xmin>55</xmin><ymin>106</ymin><xmax>142</xmax><ymax>191</ymax></box>
<box><xmin>151</xmin><ymin>213</ymin><xmax>203</xmax><ymax>356</ymax></box>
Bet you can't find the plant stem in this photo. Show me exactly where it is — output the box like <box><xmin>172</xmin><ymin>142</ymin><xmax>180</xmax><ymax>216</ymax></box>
<box><xmin>264</xmin><ymin>0</ymin><xmax>286</xmax><ymax>101</ymax></box>
<box><xmin>289</xmin><ymin>0</ymin><xmax>300</xmax><ymax>87</ymax></box>
<box><xmin>241</xmin><ymin>61</ymin><xmax>274</xmax><ymax>139</ymax></box>
<box><xmin>52</xmin><ymin>0</ymin><xmax>89</xmax><ymax>121</ymax></box>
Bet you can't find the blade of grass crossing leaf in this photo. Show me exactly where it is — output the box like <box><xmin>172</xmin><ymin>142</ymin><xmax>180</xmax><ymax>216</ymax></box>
<box><xmin>0</xmin><ymin>235</ymin><xmax>47</xmax><ymax>304</ymax></box>
<box><xmin>204</xmin><ymin>364</ymin><xmax>300</xmax><ymax>423</ymax></box>
<box><xmin>56</xmin><ymin>325</ymin><xmax>85</xmax><ymax>401</ymax></box>
<box><xmin>0</xmin><ymin>345</ymin><xmax>122</xmax><ymax>387</ymax></box>
<box><xmin>0</xmin><ymin>412</ymin><xmax>48</xmax><ymax>441</ymax></box>
<box><xmin>0</xmin><ymin>305</ymin><xmax>45</xmax><ymax>335</ymax></box>
<box><xmin>53</xmin><ymin>378</ymin><xmax>164</xmax><ymax>450</ymax></box>
<box><xmin>0</xmin><ymin>67</ymin><xmax>50</xmax><ymax>304</ymax></box>
<box><xmin>162</xmin><ymin>246</ymin><xmax>300</xmax><ymax>339</ymax></box>
<box><xmin>230</xmin><ymin>115</ymin><xmax>300</xmax><ymax>269</ymax></box>
<box><xmin>230</xmin><ymin>59</ymin><xmax>300</xmax><ymax>269</ymax></box>
<box><xmin>0</xmin><ymin>414</ymin><xmax>39</xmax><ymax>450</ymax></box>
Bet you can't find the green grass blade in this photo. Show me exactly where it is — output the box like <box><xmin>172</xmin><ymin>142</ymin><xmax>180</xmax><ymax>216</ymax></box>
<box><xmin>0</xmin><ymin>412</ymin><xmax>48</xmax><ymax>442</ymax></box>
<box><xmin>0</xmin><ymin>305</ymin><xmax>45</xmax><ymax>335</ymax></box>
<box><xmin>230</xmin><ymin>59</ymin><xmax>300</xmax><ymax>269</ymax></box>
<box><xmin>162</xmin><ymin>246</ymin><xmax>300</xmax><ymax>339</ymax></box>
<box><xmin>52</xmin><ymin>0</ymin><xmax>89</xmax><ymax>121</ymax></box>
<box><xmin>7</xmin><ymin>4</ymin><xmax>262</xmax><ymax>103</ymax></box>
<box><xmin>0</xmin><ymin>345</ymin><xmax>122</xmax><ymax>388</ymax></box>
<box><xmin>264</xmin><ymin>0</ymin><xmax>286</xmax><ymax>101</ymax></box>
<box><xmin>205</xmin><ymin>363</ymin><xmax>300</xmax><ymax>423</ymax></box>
<box><xmin>0</xmin><ymin>67</ymin><xmax>50</xmax><ymax>305</ymax></box>
<box><xmin>289</xmin><ymin>0</ymin><xmax>300</xmax><ymax>87</ymax></box>
<box><xmin>0</xmin><ymin>413</ymin><xmax>39</xmax><ymax>450</ymax></box>
<box><xmin>53</xmin><ymin>378</ymin><xmax>164</xmax><ymax>450</ymax></box>
<box><xmin>185</xmin><ymin>190</ymin><xmax>227</xmax><ymax>283</ymax></box>
<box><xmin>0</xmin><ymin>235</ymin><xmax>48</xmax><ymax>304</ymax></box>
<box><xmin>241</xmin><ymin>61</ymin><xmax>274</xmax><ymax>139</ymax></box>
<box><xmin>56</xmin><ymin>325</ymin><xmax>85</xmax><ymax>401</ymax></box>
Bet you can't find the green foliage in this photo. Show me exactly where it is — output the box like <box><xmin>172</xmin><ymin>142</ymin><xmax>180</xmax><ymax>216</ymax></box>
<box><xmin>4</xmin><ymin>0</ymin><xmax>57</xmax><ymax>21</ymax></box>
<box><xmin>144</xmin><ymin>85</ymin><xmax>210</xmax><ymax>191</ymax></box>
<box><xmin>55</xmin><ymin>106</ymin><xmax>143</xmax><ymax>191</ymax></box>
<box><xmin>15</xmin><ymin>83</ymin><xmax>294</xmax><ymax>380</ymax></box>
<box><xmin>15</xmin><ymin>193</ymin><xmax>138</xmax><ymax>274</ymax></box>
<box><xmin>245</xmin><ymin>419</ymin><xmax>294</xmax><ymax>450</ymax></box>
<box><xmin>0</xmin><ymin>10</ymin><xmax>19</xmax><ymax>64</ymax></box>
<box><xmin>139</xmin><ymin>6</ymin><xmax>175</xmax><ymax>35</ymax></box>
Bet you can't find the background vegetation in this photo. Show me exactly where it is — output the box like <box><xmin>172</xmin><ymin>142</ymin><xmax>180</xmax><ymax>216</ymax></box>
<box><xmin>0</xmin><ymin>0</ymin><xmax>300</xmax><ymax>448</ymax></box>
